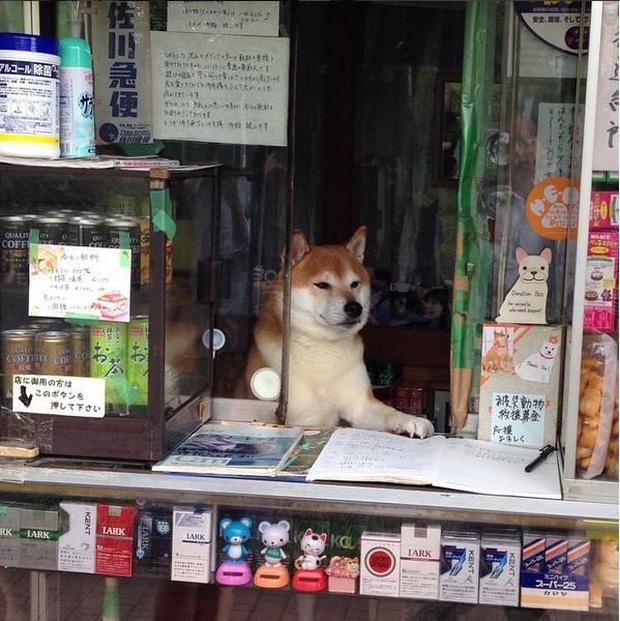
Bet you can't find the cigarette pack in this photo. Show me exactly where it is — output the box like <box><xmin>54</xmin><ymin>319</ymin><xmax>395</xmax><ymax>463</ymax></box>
<box><xmin>479</xmin><ymin>530</ymin><xmax>521</xmax><ymax>606</ymax></box>
<box><xmin>19</xmin><ymin>505</ymin><xmax>59</xmax><ymax>571</ymax></box>
<box><xmin>360</xmin><ymin>532</ymin><xmax>400</xmax><ymax>597</ymax></box>
<box><xmin>95</xmin><ymin>504</ymin><xmax>136</xmax><ymax>577</ymax></box>
<box><xmin>0</xmin><ymin>504</ymin><xmax>20</xmax><ymax>567</ymax></box>
<box><xmin>399</xmin><ymin>523</ymin><xmax>441</xmax><ymax>600</ymax></box>
<box><xmin>171</xmin><ymin>506</ymin><xmax>215</xmax><ymax>583</ymax></box>
<box><xmin>58</xmin><ymin>502</ymin><xmax>96</xmax><ymax>573</ymax></box>
<box><xmin>439</xmin><ymin>530</ymin><xmax>480</xmax><ymax>604</ymax></box>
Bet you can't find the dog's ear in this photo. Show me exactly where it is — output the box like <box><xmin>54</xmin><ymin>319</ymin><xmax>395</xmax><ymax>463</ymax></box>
<box><xmin>345</xmin><ymin>225</ymin><xmax>367</xmax><ymax>262</ymax></box>
<box><xmin>540</xmin><ymin>247</ymin><xmax>552</xmax><ymax>263</ymax></box>
<box><xmin>290</xmin><ymin>229</ymin><xmax>311</xmax><ymax>266</ymax></box>
<box><xmin>515</xmin><ymin>247</ymin><xmax>528</xmax><ymax>264</ymax></box>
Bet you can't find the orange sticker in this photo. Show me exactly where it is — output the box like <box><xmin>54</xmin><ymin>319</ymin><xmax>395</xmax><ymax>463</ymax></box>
<box><xmin>525</xmin><ymin>176</ymin><xmax>580</xmax><ymax>240</ymax></box>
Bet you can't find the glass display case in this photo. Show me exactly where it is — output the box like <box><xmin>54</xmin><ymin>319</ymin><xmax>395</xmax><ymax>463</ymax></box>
<box><xmin>0</xmin><ymin>163</ymin><xmax>221</xmax><ymax>460</ymax></box>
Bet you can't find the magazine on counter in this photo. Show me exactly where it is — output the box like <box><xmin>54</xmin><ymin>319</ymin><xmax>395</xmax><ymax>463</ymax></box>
<box><xmin>152</xmin><ymin>423</ymin><xmax>304</xmax><ymax>476</ymax></box>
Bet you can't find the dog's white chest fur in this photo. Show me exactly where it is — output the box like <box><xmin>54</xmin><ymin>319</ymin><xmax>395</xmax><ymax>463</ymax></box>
<box><xmin>285</xmin><ymin>332</ymin><xmax>367</xmax><ymax>427</ymax></box>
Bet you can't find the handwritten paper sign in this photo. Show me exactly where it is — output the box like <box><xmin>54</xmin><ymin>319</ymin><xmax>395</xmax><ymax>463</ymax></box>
<box><xmin>593</xmin><ymin>1</ymin><xmax>619</xmax><ymax>172</ymax></box>
<box><xmin>491</xmin><ymin>392</ymin><xmax>545</xmax><ymax>448</ymax></box>
<box><xmin>91</xmin><ymin>0</ymin><xmax>153</xmax><ymax>144</ymax></box>
<box><xmin>167</xmin><ymin>1</ymin><xmax>280</xmax><ymax>37</ymax></box>
<box><xmin>12</xmin><ymin>375</ymin><xmax>105</xmax><ymax>418</ymax></box>
<box><xmin>29</xmin><ymin>245</ymin><xmax>131</xmax><ymax>322</ymax></box>
<box><xmin>535</xmin><ymin>104</ymin><xmax>577</xmax><ymax>181</ymax></box>
<box><xmin>151</xmin><ymin>31</ymin><xmax>289</xmax><ymax>146</ymax></box>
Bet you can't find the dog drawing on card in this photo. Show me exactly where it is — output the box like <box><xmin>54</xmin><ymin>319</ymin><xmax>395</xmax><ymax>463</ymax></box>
<box><xmin>241</xmin><ymin>226</ymin><xmax>434</xmax><ymax>438</ymax></box>
<box><xmin>482</xmin><ymin>328</ymin><xmax>513</xmax><ymax>374</ymax></box>
<box><xmin>495</xmin><ymin>247</ymin><xmax>551</xmax><ymax>325</ymax></box>
<box><xmin>515</xmin><ymin>335</ymin><xmax>559</xmax><ymax>384</ymax></box>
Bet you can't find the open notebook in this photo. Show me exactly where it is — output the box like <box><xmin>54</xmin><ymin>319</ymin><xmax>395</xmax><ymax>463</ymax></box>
<box><xmin>306</xmin><ymin>428</ymin><xmax>561</xmax><ymax>499</ymax></box>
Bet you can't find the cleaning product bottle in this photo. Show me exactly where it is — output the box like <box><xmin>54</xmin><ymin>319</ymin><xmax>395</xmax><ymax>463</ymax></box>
<box><xmin>59</xmin><ymin>36</ymin><xmax>95</xmax><ymax>157</ymax></box>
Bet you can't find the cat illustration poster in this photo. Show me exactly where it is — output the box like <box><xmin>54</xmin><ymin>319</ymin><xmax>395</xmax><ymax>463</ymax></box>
<box><xmin>478</xmin><ymin>324</ymin><xmax>562</xmax><ymax>448</ymax></box>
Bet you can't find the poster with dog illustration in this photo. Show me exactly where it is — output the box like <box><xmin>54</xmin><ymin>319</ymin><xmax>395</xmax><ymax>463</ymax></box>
<box><xmin>495</xmin><ymin>247</ymin><xmax>552</xmax><ymax>325</ymax></box>
<box><xmin>478</xmin><ymin>324</ymin><xmax>562</xmax><ymax>448</ymax></box>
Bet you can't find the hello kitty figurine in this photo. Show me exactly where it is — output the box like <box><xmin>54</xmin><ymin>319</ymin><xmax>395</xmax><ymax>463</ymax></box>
<box><xmin>254</xmin><ymin>520</ymin><xmax>291</xmax><ymax>588</ymax></box>
<box><xmin>292</xmin><ymin>528</ymin><xmax>329</xmax><ymax>592</ymax></box>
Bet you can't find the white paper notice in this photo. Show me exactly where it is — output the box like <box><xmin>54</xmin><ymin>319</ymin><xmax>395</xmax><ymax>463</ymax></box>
<box><xmin>593</xmin><ymin>2</ymin><xmax>619</xmax><ymax>172</ymax></box>
<box><xmin>151</xmin><ymin>31</ymin><xmax>289</xmax><ymax>146</ymax></box>
<box><xmin>167</xmin><ymin>1</ymin><xmax>280</xmax><ymax>37</ymax></box>
<box><xmin>491</xmin><ymin>392</ymin><xmax>545</xmax><ymax>448</ymax></box>
<box><xmin>12</xmin><ymin>375</ymin><xmax>105</xmax><ymax>418</ymax></box>
<box><xmin>535</xmin><ymin>103</ymin><xmax>576</xmax><ymax>181</ymax></box>
<box><xmin>29</xmin><ymin>244</ymin><xmax>131</xmax><ymax>322</ymax></box>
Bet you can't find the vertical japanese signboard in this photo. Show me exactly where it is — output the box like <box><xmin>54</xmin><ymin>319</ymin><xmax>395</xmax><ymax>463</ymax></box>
<box><xmin>593</xmin><ymin>1</ymin><xmax>619</xmax><ymax>172</ymax></box>
<box><xmin>92</xmin><ymin>0</ymin><xmax>152</xmax><ymax>144</ymax></box>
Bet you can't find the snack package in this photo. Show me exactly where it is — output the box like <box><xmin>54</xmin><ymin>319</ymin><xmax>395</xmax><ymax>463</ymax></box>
<box><xmin>589</xmin><ymin>538</ymin><xmax>619</xmax><ymax>608</ymax></box>
<box><xmin>589</xmin><ymin>191</ymin><xmax>619</xmax><ymax>230</ymax></box>
<box><xmin>583</xmin><ymin>230</ymin><xmax>618</xmax><ymax>333</ymax></box>
<box><xmin>577</xmin><ymin>334</ymin><xmax>619</xmax><ymax>479</ymax></box>
<box><xmin>604</xmin><ymin>396</ymin><xmax>618</xmax><ymax>478</ymax></box>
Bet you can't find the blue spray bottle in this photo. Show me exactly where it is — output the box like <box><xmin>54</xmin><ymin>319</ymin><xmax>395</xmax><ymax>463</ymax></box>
<box><xmin>59</xmin><ymin>36</ymin><xmax>95</xmax><ymax>157</ymax></box>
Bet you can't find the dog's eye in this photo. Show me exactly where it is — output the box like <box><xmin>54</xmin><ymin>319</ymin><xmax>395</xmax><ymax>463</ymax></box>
<box><xmin>522</xmin><ymin>266</ymin><xmax>527</xmax><ymax>270</ymax></box>
<box><xmin>540</xmin><ymin>265</ymin><xmax>545</xmax><ymax>270</ymax></box>
<box><xmin>314</xmin><ymin>281</ymin><xmax>331</xmax><ymax>289</ymax></box>
<box><xmin>351</xmin><ymin>281</ymin><xmax>360</xmax><ymax>289</ymax></box>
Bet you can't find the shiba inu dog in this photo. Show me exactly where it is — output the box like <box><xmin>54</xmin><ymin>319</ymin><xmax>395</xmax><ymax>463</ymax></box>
<box><xmin>481</xmin><ymin>328</ymin><xmax>513</xmax><ymax>373</ymax></box>
<box><xmin>243</xmin><ymin>226</ymin><xmax>434</xmax><ymax>438</ymax></box>
<box><xmin>496</xmin><ymin>247</ymin><xmax>552</xmax><ymax>325</ymax></box>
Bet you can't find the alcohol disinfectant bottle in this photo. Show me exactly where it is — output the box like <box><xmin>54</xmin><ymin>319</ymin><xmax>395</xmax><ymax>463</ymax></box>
<box><xmin>59</xmin><ymin>37</ymin><xmax>95</xmax><ymax>157</ymax></box>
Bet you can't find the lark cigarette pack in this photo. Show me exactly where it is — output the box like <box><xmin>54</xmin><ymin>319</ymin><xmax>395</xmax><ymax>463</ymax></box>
<box><xmin>479</xmin><ymin>530</ymin><xmax>521</xmax><ymax>606</ymax></box>
<box><xmin>58</xmin><ymin>502</ymin><xmax>96</xmax><ymax>573</ymax></box>
<box><xmin>19</xmin><ymin>506</ymin><xmax>59</xmax><ymax>570</ymax></box>
<box><xmin>95</xmin><ymin>504</ymin><xmax>136</xmax><ymax>577</ymax></box>
<box><xmin>0</xmin><ymin>504</ymin><xmax>20</xmax><ymax>567</ymax></box>
<box><xmin>134</xmin><ymin>505</ymin><xmax>173</xmax><ymax>572</ymax></box>
<box><xmin>171</xmin><ymin>506</ymin><xmax>215</xmax><ymax>584</ymax></box>
<box><xmin>360</xmin><ymin>532</ymin><xmax>400</xmax><ymax>597</ymax></box>
<box><xmin>439</xmin><ymin>530</ymin><xmax>480</xmax><ymax>604</ymax></box>
<box><xmin>399</xmin><ymin>523</ymin><xmax>441</xmax><ymax>600</ymax></box>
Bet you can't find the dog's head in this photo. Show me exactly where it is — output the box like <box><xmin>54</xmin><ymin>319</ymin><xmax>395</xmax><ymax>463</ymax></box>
<box><xmin>515</xmin><ymin>247</ymin><xmax>552</xmax><ymax>284</ymax></box>
<box><xmin>288</xmin><ymin>226</ymin><xmax>371</xmax><ymax>340</ymax></box>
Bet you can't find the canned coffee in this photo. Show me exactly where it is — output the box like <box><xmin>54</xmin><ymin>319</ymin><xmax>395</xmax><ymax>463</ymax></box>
<box><xmin>65</xmin><ymin>325</ymin><xmax>90</xmax><ymax>375</ymax></box>
<box><xmin>76</xmin><ymin>217</ymin><xmax>108</xmax><ymax>247</ymax></box>
<box><xmin>35</xmin><ymin>216</ymin><xmax>65</xmax><ymax>245</ymax></box>
<box><xmin>0</xmin><ymin>215</ymin><xmax>30</xmax><ymax>286</ymax></box>
<box><xmin>1</xmin><ymin>329</ymin><xmax>36</xmax><ymax>399</ymax></box>
<box><xmin>106</xmin><ymin>217</ymin><xmax>141</xmax><ymax>286</ymax></box>
<box><xmin>33</xmin><ymin>331</ymin><xmax>72</xmax><ymax>375</ymax></box>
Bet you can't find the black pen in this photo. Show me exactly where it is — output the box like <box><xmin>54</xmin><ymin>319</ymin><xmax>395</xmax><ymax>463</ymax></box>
<box><xmin>525</xmin><ymin>444</ymin><xmax>556</xmax><ymax>473</ymax></box>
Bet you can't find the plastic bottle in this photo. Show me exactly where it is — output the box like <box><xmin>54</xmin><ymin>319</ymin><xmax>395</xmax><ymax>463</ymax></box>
<box><xmin>59</xmin><ymin>37</ymin><xmax>95</xmax><ymax>157</ymax></box>
<box><xmin>0</xmin><ymin>33</ymin><xmax>60</xmax><ymax>158</ymax></box>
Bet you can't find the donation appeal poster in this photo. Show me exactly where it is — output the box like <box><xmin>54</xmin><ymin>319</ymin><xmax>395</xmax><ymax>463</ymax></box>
<box><xmin>151</xmin><ymin>31</ymin><xmax>289</xmax><ymax>146</ymax></box>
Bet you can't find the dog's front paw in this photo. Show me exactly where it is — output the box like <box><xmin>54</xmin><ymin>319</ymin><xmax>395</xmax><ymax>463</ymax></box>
<box><xmin>405</xmin><ymin>416</ymin><xmax>434</xmax><ymax>439</ymax></box>
<box><xmin>389</xmin><ymin>413</ymin><xmax>434</xmax><ymax>438</ymax></box>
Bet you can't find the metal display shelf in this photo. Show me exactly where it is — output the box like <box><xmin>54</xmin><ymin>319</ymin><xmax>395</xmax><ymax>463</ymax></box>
<box><xmin>0</xmin><ymin>464</ymin><xmax>616</xmax><ymax>527</ymax></box>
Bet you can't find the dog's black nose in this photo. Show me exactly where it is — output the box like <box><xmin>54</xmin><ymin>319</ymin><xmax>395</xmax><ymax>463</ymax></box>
<box><xmin>531</xmin><ymin>270</ymin><xmax>537</xmax><ymax>275</ymax></box>
<box><xmin>344</xmin><ymin>301</ymin><xmax>362</xmax><ymax>318</ymax></box>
